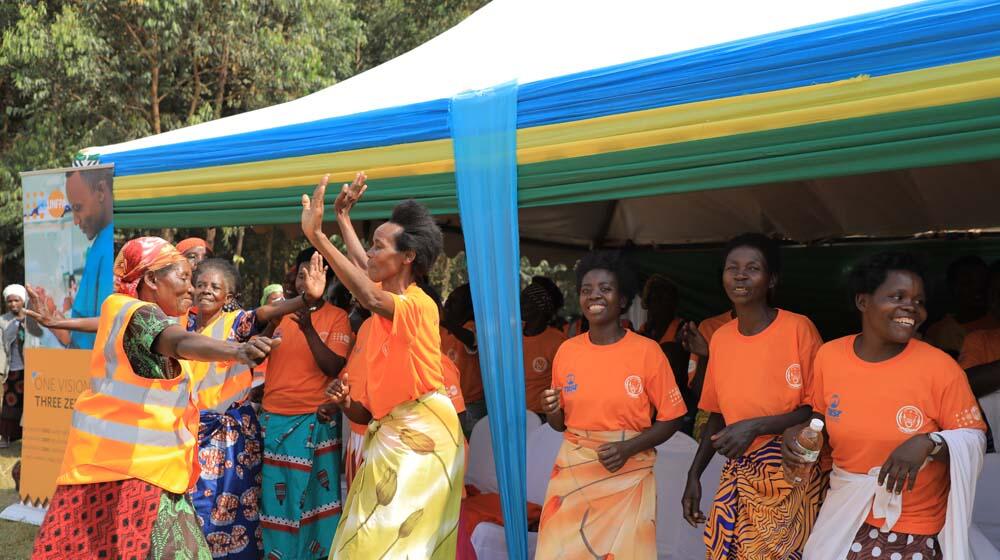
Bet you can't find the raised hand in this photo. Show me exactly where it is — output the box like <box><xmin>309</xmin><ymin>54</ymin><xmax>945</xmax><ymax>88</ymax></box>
<box><xmin>333</xmin><ymin>172</ymin><xmax>368</xmax><ymax>217</ymax></box>
<box><xmin>301</xmin><ymin>174</ymin><xmax>330</xmax><ymax>242</ymax></box>
<box><xmin>302</xmin><ymin>251</ymin><xmax>328</xmax><ymax>303</ymax></box>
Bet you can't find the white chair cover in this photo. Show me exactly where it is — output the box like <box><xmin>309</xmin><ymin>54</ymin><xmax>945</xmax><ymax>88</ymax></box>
<box><xmin>465</xmin><ymin>413</ymin><xmax>545</xmax><ymax>494</ymax></box>
<box><xmin>655</xmin><ymin>432</ymin><xmax>726</xmax><ymax>559</ymax></box>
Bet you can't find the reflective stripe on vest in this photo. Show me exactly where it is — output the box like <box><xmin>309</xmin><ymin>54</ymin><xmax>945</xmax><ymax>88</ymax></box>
<box><xmin>191</xmin><ymin>311</ymin><xmax>252</xmax><ymax>413</ymax></box>
<box><xmin>71</xmin><ymin>410</ymin><xmax>195</xmax><ymax>447</ymax></box>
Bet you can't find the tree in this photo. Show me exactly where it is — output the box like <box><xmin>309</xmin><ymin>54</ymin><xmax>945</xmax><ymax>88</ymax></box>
<box><xmin>0</xmin><ymin>0</ymin><xmax>488</xmax><ymax>292</ymax></box>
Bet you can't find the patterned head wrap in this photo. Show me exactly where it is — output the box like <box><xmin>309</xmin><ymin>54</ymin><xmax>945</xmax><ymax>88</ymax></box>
<box><xmin>175</xmin><ymin>237</ymin><xmax>210</xmax><ymax>256</ymax></box>
<box><xmin>113</xmin><ymin>237</ymin><xmax>187</xmax><ymax>297</ymax></box>
<box><xmin>260</xmin><ymin>284</ymin><xmax>284</xmax><ymax>307</ymax></box>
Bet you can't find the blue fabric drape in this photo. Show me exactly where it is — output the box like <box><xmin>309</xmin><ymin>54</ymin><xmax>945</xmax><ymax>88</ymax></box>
<box><xmin>450</xmin><ymin>81</ymin><xmax>527</xmax><ymax>560</ymax></box>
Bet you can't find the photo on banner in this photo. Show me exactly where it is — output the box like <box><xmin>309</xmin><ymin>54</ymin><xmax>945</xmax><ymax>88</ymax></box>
<box><xmin>17</xmin><ymin>164</ymin><xmax>114</xmax><ymax>506</ymax></box>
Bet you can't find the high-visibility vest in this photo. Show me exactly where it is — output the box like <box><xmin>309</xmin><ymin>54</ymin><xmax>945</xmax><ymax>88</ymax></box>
<box><xmin>57</xmin><ymin>294</ymin><xmax>202</xmax><ymax>493</ymax></box>
<box><xmin>188</xmin><ymin>310</ymin><xmax>253</xmax><ymax>414</ymax></box>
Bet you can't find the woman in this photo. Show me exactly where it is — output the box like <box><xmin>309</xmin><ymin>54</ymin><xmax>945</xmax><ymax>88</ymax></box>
<box><xmin>521</xmin><ymin>280</ymin><xmax>565</xmax><ymax>420</ymax></box>
<box><xmin>681</xmin><ymin>233</ymin><xmax>823</xmax><ymax>559</ymax></box>
<box><xmin>440</xmin><ymin>283</ymin><xmax>482</xmax><ymax>437</ymax></box>
<box><xmin>537</xmin><ymin>251</ymin><xmax>687</xmax><ymax>559</ymax></box>
<box><xmin>639</xmin><ymin>273</ymin><xmax>684</xmax><ymax>345</ymax></box>
<box><xmin>260</xmin><ymin>283</ymin><xmax>285</xmax><ymax>306</ymax></box>
<box><xmin>783</xmin><ymin>252</ymin><xmax>988</xmax><ymax>560</ymax></box>
<box><xmin>259</xmin><ymin>248</ymin><xmax>352</xmax><ymax>560</ymax></box>
<box><xmin>187</xmin><ymin>257</ymin><xmax>326</xmax><ymax>559</ymax></box>
<box><xmin>303</xmin><ymin>173</ymin><xmax>464</xmax><ymax>559</ymax></box>
<box><xmin>0</xmin><ymin>284</ymin><xmax>38</xmax><ymax>448</ymax></box>
<box><xmin>177</xmin><ymin>237</ymin><xmax>212</xmax><ymax>268</ymax></box>
<box><xmin>32</xmin><ymin>237</ymin><xmax>277</xmax><ymax>559</ymax></box>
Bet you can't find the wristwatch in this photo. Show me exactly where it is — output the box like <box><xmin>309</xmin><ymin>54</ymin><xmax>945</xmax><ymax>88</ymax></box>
<box><xmin>927</xmin><ymin>432</ymin><xmax>944</xmax><ymax>457</ymax></box>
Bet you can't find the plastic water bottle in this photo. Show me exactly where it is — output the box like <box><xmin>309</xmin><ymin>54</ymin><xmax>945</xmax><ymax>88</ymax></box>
<box><xmin>788</xmin><ymin>418</ymin><xmax>824</xmax><ymax>485</ymax></box>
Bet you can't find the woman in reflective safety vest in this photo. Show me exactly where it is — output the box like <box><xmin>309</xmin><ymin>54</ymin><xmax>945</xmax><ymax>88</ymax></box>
<box><xmin>33</xmin><ymin>237</ymin><xmax>278</xmax><ymax>560</ymax></box>
<box><xmin>186</xmin><ymin>257</ymin><xmax>326</xmax><ymax>559</ymax></box>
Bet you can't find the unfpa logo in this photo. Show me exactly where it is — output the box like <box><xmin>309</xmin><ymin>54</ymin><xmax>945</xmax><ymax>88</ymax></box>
<box><xmin>827</xmin><ymin>394</ymin><xmax>843</xmax><ymax>422</ymax></box>
<box><xmin>563</xmin><ymin>374</ymin><xmax>578</xmax><ymax>393</ymax></box>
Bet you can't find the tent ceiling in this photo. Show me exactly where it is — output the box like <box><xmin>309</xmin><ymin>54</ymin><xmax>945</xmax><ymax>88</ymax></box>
<box><xmin>254</xmin><ymin>158</ymin><xmax>1000</xmax><ymax>263</ymax></box>
<box><xmin>509</xmin><ymin>159</ymin><xmax>1000</xmax><ymax>250</ymax></box>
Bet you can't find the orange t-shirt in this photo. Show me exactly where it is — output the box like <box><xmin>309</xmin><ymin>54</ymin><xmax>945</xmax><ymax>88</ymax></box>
<box><xmin>441</xmin><ymin>321</ymin><xmax>482</xmax><ymax>403</ymax></box>
<box><xmin>809</xmin><ymin>336</ymin><xmax>987</xmax><ymax>535</ymax></box>
<box><xmin>552</xmin><ymin>330</ymin><xmax>687</xmax><ymax>431</ymax></box>
<box><xmin>441</xmin><ymin>355</ymin><xmax>466</xmax><ymax>413</ymax></box>
<box><xmin>639</xmin><ymin>317</ymin><xmax>683</xmax><ymax>345</ymax></box>
<box><xmin>523</xmin><ymin>327</ymin><xmax>566</xmax><ymax>414</ymax></box>
<box><xmin>958</xmin><ymin>327</ymin><xmax>1000</xmax><ymax>369</ymax></box>
<box><xmin>699</xmin><ymin>309</ymin><xmax>822</xmax><ymax>453</ymax></box>
<box><xmin>687</xmin><ymin>311</ymin><xmax>735</xmax><ymax>384</ymax></box>
<box><xmin>346</xmin><ymin>318</ymin><xmax>373</xmax><ymax>435</ymax></box>
<box><xmin>263</xmin><ymin>303</ymin><xmax>352</xmax><ymax>415</ymax></box>
<box><xmin>364</xmin><ymin>283</ymin><xmax>446</xmax><ymax>420</ymax></box>
<box><xmin>926</xmin><ymin>313</ymin><xmax>1000</xmax><ymax>354</ymax></box>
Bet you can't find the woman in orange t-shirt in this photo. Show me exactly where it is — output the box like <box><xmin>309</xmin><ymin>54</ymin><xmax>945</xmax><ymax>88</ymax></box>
<box><xmin>681</xmin><ymin>233</ymin><xmax>823</xmax><ymax>560</ymax></box>
<box><xmin>536</xmin><ymin>251</ymin><xmax>687</xmax><ymax>559</ymax></box>
<box><xmin>784</xmin><ymin>252</ymin><xmax>987</xmax><ymax>560</ymax></box>
<box><xmin>521</xmin><ymin>280</ymin><xmax>566</xmax><ymax>418</ymax></box>
<box><xmin>301</xmin><ymin>173</ymin><xmax>463</xmax><ymax>559</ymax></box>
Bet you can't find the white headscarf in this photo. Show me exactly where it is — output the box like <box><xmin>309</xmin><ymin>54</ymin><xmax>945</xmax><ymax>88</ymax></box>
<box><xmin>3</xmin><ymin>284</ymin><xmax>27</xmax><ymax>304</ymax></box>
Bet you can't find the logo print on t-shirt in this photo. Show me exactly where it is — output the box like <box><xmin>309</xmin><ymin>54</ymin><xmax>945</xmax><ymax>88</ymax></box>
<box><xmin>564</xmin><ymin>374</ymin><xmax>578</xmax><ymax>393</ymax></box>
<box><xmin>784</xmin><ymin>364</ymin><xmax>802</xmax><ymax>389</ymax></box>
<box><xmin>827</xmin><ymin>394</ymin><xmax>843</xmax><ymax>422</ymax></box>
<box><xmin>896</xmin><ymin>405</ymin><xmax>925</xmax><ymax>434</ymax></box>
<box><xmin>624</xmin><ymin>375</ymin><xmax>643</xmax><ymax>399</ymax></box>
<box><xmin>447</xmin><ymin>385</ymin><xmax>459</xmax><ymax>397</ymax></box>
<box><xmin>532</xmin><ymin>357</ymin><xmax>548</xmax><ymax>373</ymax></box>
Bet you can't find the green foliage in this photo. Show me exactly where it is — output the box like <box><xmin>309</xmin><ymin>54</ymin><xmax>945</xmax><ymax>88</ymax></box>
<box><xmin>0</xmin><ymin>0</ymin><xmax>488</xmax><ymax>292</ymax></box>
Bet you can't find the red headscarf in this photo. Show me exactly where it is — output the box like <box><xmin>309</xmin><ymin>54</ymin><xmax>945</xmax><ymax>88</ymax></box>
<box><xmin>113</xmin><ymin>237</ymin><xmax>187</xmax><ymax>297</ymax></box>
<box><xmin>175</xmin><ymin>237</ymin><xmax>210</xmax><ymax>256</ymax></box>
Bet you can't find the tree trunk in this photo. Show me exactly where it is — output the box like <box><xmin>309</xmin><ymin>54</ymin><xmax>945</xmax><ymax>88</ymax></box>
<box><xmin>205</xmin><ymin>227</ymin><xmax>216</xmax><ymax>252</ymax></box>
<box><xmin>264</xmin><ymin>227</ymin><xmax>274</xmax><ymax>283</ymax></box>
<box><xmin>214</xmin><ymin>43</ymin><xmax>230</xmax><ymax>119</ymax></box>
<box><xmin>233</xmin><ymin>227</ymin><xmax>245</xmax><ymax>271</ymax></box>
<box><xmin>151</xmin><ymin>64</ymin><xmax>161</xmax><ymax>134</ymax></box>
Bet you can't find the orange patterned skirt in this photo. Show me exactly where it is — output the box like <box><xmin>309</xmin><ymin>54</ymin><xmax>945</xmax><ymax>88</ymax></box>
<box><xmin>536</xmin><ymin>429</ymin><xmax>658</xmax><ymax>559</ymax></box>
<box><xmin>704</xmin><ymin>437</ymin><xmax>823</xmax><ymax>559</ymax></box>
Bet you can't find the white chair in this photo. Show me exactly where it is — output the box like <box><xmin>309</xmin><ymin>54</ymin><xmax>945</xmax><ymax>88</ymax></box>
<box><xmin>471</xmin><ymin>422</ymin><xmax>562</xmax><ymax>560</ymax></box>
<box><xmin>973</xmin><ymin>451</ymin><xmax>1000</xmax><ymax>550</ymax></box>
<box><xmin>465</xmin><ymin>413</ymin><xmax>544</xmax><ymax>494</ymax></box>
<box><xmin>655</xmin><ymin>432</ymin><xmax>726</xmax><ymax>560</ymax></box>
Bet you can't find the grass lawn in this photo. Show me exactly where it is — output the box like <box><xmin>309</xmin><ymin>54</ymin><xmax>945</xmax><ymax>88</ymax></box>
<box><xmin>0</xmin><ymin>442</ymin><xmax>38</xmax><ymax>560</ymax></box>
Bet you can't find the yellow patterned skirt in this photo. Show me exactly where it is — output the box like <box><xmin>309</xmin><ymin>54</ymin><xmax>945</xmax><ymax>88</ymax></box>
<box><xmin>536</xmin><ymin>428</ymin><xmax>658</xmax><ymax>559</ymax></box>
<box><xmin>329</xmin><ymin>391</ymin><xmax>464</xmax><ymax>559</ymax></box>
<box><xmin>704</xmin><ymin>437</ymin><xmax>823</xmax><ymax>560</ymax></box>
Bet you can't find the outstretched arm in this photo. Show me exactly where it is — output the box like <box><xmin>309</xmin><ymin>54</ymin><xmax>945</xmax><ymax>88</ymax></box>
<box><xmin>301</xmin><ymin>175</ymin><xmax>395</xmax><ymax>319</ymax></box>
<box><xmin>334</xmin><ymin>172</ymin><xmax>370</xmax><ymax>270</ymax></box>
